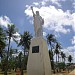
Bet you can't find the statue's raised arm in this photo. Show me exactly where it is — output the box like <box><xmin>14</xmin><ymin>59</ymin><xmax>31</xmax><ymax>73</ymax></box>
<box><xmin>31</xmin><ymin>6</ymin><xmax>35</xmax><ymax>17</ymax></box>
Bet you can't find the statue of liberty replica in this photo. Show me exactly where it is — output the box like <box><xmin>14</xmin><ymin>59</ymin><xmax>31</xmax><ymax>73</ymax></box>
<box><xmin>27</xmin><ymin>6</ymin><xmax>52</xmax><ymax>75</ymax></box>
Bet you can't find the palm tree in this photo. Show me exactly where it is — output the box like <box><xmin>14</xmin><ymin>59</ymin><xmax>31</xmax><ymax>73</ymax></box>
<box><xmin>54</xmin><ymin>48</ymin><xmax>59</xmax><ymax>63</ymax></box>
<box><xmin>18</xmin><ymin>31</ymin><xmax>32</xmax><ymax>57</ymax></box>
<box><xmin>46</xmin><ymin>34</ymin><xmax>56</xmax><ymax>51</ymax></box>
<box><xmin>9</xmin><ymin>47</ymin><xmax>13</xmax><ymax>59</ymax></box>
<box><xmin>63</xmin><ymin>53</ymin><xmax>66</xmax><ymax>63</ymax></box>
<box><xmin>46</xmin><ymin>34</ymin><xmax>56</xmax><ymax>73</ymax></box>
<box><xmin>49</xmin><ymin>50</ymin><xmax>53</xmax><ymax>61</ymax></box>
<box><xmin>68</xmin><ymin>55</ymin><xmax>72</xmax><ymax>63</ymax></box>
<box><xmin>18</xmin><ymin>52</ymin><xmax>23</xmax><ymax>68</ymax></box>
<box><xmin>54</xmin><ymin>42</ymin><xmax>62</xmax><ymax>63</ymax></box>
<box><xmin>61</xmin><ymin>52</ymin><xmax>66</xmax><ymax>63</ymax></box>
<box><xmin>0</xmin><ymin>26</ymin><xmax>7</xmax><ymax>75</ymax></box>
<box><xmin>67</xmin><ymin>55</ymin><xmax>72</xmax><ymax>72</ymax></box>
<box><xmin>0</xmin><ymin>26</ymin><xmax>6</xmax><ymax>58</ymax></box>
<box><xmin>6</xmin><ymin>24</ymin><xmax>18</xmax><ymax>61</ymax></box>
<box><xmin>49</xmin><ymin>50</ymin><xmax>54</xmax><ymax>70</ymax></box>
<box><xmin>5</xmin><ymin>24</ymin><xmax>18</xmax><ymax>75</ymax></box>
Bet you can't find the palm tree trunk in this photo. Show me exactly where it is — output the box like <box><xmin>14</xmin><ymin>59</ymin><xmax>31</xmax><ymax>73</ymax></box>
<box><xmin>24</xmin><ymin>48</ymin><xmax>25</xmax><ymax>58</ymax></box>
<box><xmin>7</xmin><ymin>37</ymin><xmax>11</xmax><ymax>60</ymax></box>
<box><xmin>62</xmin><ymin>58</ymin><xmax>63</xmax><ymax>62</ymax></box>
<box><xmin>5</xmin><ymin>37</ymin><xmax>11</xmax><ymax>75</ymax></box>
<box><xmin>64</xmin><ymin>58</ymin><xmax>65</xmax><ymax>64</ymax></box>
<box><xmin>21</xmin><ymin>48</ymin><xmax>26</xmax><ymax>75</ymax></box>
<box><xmin>58</xmin><ymin>54</ymin><xmax>59</xmax><ymax>62</ymax></box>
<box><xmin>50</xmin><ymin>45</ymin><xmax>55</xmax><ymax>73</ymax></box>
<box><xmin>56</xmin><ymin>54</ymin><xmax>57</xmax><ymax>63</ymax></box>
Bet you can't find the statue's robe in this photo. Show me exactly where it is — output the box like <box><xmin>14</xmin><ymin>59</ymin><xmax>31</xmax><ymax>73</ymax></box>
<box><xmin>33</xmin><ymin>14</ymin><xmax>44</xmax><ymax>37</ymax></box>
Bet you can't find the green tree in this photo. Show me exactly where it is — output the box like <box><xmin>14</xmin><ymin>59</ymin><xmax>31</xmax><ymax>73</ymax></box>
<box><xmin>49</xmin><ymin>50</ymin><xmax>54</xmax><ymax>70</ymax></box>
<box><xmin>55</xmin><ymin>48</ymin><xmax>59</xmax><ymax>63</ymax></box>
<box><xmin>46</xmin><ymin>34</ymin><xmax>56</xmax><ymax>73</ymax></box>
<box><xmin>0</xmin><ymin>26</ymin><xmax>6</xmax><ymax>58</ymax></box>
<box><xmin>46</xmin><ymin>34</ymin><xmax>56</xmax><ymax>50</ymax></box>
<box><xmin>54</xmin><ymin>42</ymin><xmax>61</xmax><ymax>63</ymax></box>
<box><xmin>49</xmin><ymin>50</ymin><xmax>53</xmax><ymax>61</ymax></box>
<box><xmin>8</xmin><ymin>47</ymin><xmax>15</xmax><ymax>70</ymax></box>
<box><xmin>6</xmin><ymin>24</ymin><xmax>18</xmax><ymax>61</ymax></box>
<box><xmin>18</xmin><ymin>31</ymin><xmax>32</xmax><ymax>57</ymax></box>
<box><xmin>61</xmin><ymin>52</ymin><xmax>66</xmax><ymax>63</ymax></box>
<box><xmin>9</xmin><ymin>47</ymin><xmax>13</xmax><ymax>59</ymax></box>
<box><xmin>0</xmin><ymin>26</ymin><xmax>6</xmax><ymax>73</ymax></box>
<box><xmin>57</xmin><ymin>62</ymin><xmax>66</xmax><ymax>72</ymax></box>
<box><xmin>18</xmin><ymin>52</ymin><xmax>23</xmax><ymax>68</ymax></box>
<box><xmin>68</xmin><ymin>55</ymin><xmax>72</xmax><ymax>63</ymax></box>
<box><xmin>5</xmin><ymin>24</ymin><xmax>18</xmax><ymax>75</ymax></box>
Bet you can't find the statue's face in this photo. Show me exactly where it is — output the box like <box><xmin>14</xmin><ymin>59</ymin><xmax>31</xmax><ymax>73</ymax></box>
<box><xmin>36</xmin><ymin>11</ymin><xmax>39</xmax><ymax>15</ymax></box>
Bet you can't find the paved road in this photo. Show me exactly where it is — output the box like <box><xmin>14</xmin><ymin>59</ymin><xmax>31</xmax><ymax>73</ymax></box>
<box><xmin>52</xmin><ymin>69</ymin><xmax>75</xmax><ymax>75</ymax></box>
<box><xmin>69</xmin><ymin>69</ymin><xmax>75</xmax><ymax>75</ymax></box>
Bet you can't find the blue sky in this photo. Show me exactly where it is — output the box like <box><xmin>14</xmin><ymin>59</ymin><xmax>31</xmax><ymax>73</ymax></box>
<box><xmin>0</xmin><ymin>0</ymin><xmax>75</xmax><ymax>62</ymax></box>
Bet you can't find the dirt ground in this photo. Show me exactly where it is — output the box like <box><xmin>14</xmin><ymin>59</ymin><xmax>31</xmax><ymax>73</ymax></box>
<box><xmin>0</xmin><ymin>69</ymin><xmax>75</xmax><ymax>75</ymax></box>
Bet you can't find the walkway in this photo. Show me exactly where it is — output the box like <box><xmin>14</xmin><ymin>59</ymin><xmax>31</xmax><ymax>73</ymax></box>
<box><xmin>69</xmin><ymin>69</ymin><xmax>75</xmax><ymax>75</ymax></box>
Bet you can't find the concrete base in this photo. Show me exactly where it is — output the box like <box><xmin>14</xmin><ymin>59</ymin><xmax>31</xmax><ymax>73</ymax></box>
<box><xmin>27</xmin><ymin>37</ymin><xmax>52</xmax><ymax>75</ymax></box>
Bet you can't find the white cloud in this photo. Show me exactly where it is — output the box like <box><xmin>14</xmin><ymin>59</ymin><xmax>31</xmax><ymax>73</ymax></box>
<box><xmin>30</xmin><ymin>0</ymin><xmax>67</xmax><ymax>7</ymax></box>
<box><xmin>72</xmin><ymin>13</ymin><xmax>75</xmax><ymax>32</ymax></box>
<box><xmin>72</xmin><ymin>36</ymin><xmax>75</xmax><ymax>45</ymax></box>
<box><xmin>13</xmin><ymin>32</ymin><xmax>20</xmax><ymax>37</ymax></box>
<box><xmin>0</xmin><ymin>16</ymin><xmax>11</xmax><ymax>28</ymax></box>
<box><xmin>6</xmin><ymin>32</ymin><xmax>21</xmax><ymax>43</ymax></box>
<box><xmin>0</xmin><ymin>16</ymin><xmax>21</xmax><ymax>43</ymax></box>
<box><xmin>31</xmin><ymin>0</ymin><xmax>49</xmax><ymax>6</ymax></box>
<box><xmin>41</xmin><ymin>0</ymin><xmax>66</xmax><ymax>6</ymax></box>
<box><xmin>62</xmin><ymin>46</ymin><xmax>75</xmax><ymax>56</ymax></box>
<box><xmin>50</xmin><ymin>0</ymin><xmax>61</xmax><ymax>7</ymax></box>
<box><xmin>67</xmin><ymin>46</ymin><xmax>75</xmax><ymax>52</ymax></box>
<box><xmin>33</xmin><ymin>2</ymin><xmax>39</xmax><ymax>6</ymax></box>
<box><xmin>25</xmin><ymin>5</ymin><xmax>74</xmax><ymax>34</ymax></box>
<box><xmin>43</xmin><ymin>32</ymin><xmax>47</xmax><ymax>36</ymax></box>
<box><xmin>6</xmin><ymin>36</ymin><xmax>13</xmax><ymax>42</ymax></box>
<box><xmin>61</xmin><ymin>46</ymin><xmax>75</xmax><ymax>62</ymax></box>
<box><xmin>50</xmin><ymin>0</ymin><xmax>67</xmax><ymax>7</ymax></box>
<box><xmin>62</xmin><ymin>46</ymin><xmax>75</xmax><ymax>53</ymax></box>
<box><xmin>13</xmin><ymin>32</ymin><xmax>21</xmax><ymax>42</ymax></box>
<box><xmin>40</xmin><ymin>0</ymin><xmax>49</xmax><ymax>6</ymax></box>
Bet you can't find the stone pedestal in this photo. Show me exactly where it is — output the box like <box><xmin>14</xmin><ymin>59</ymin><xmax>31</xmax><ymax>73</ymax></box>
<box><xmin>27</xmin><ymin>37</ymin><xmax>52</xmax><ymax>75</ymax></box>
